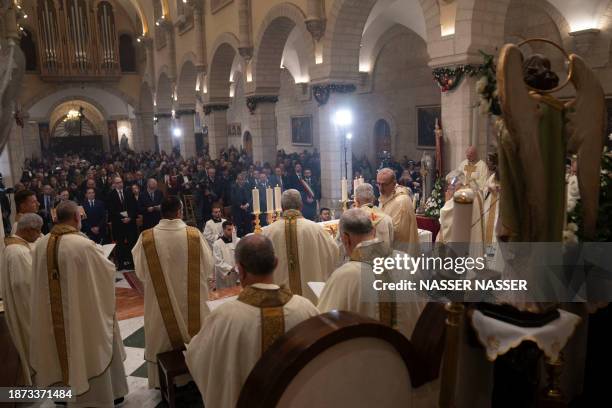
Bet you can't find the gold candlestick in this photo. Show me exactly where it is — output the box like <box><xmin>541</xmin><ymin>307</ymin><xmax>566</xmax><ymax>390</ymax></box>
<box><xmin>266</xmin><ymin>211</ymin><xmax>274</xmax><ymax>224</ymax></box>
<box><xmin>253</xmin><ymin>212</ymin><xmax>262</xmax><ymax>234</ymax></box>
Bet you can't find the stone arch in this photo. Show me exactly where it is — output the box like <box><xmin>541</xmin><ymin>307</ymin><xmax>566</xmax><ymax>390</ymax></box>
<box><xmin>156</xmin><ymin>72</ymin><xmax>174</xmax><ymax>113</ymax></box>
<box><xmin>45</xmin><ymin>96</ymin><xmax>110</xmax><ymax>121</ymax></box>
<box><xmin>177</xmin><ymin>57</ymin><xmax>198</xmax><ymax>108</ymax></box>
<box><xmin>323</xmin><ymin>0</ymin><xmax>437</xmax><ymax>80</ymax></box>
<box><xmin>370</xmin><ymin>24</ymin><xmax>430</xmax><ymax>77</ymax></box>
<box><xmin>251</xmin><ymin>2</ymin><xmax>314</xmax><ymax>91</ymax></box>
<box><xmin>207</xmin><ymin>33</ymin><xmax>240</xmax><ymax>103</ymax></box>
<box><xmin>23</xmin><ymin>84</ymin><xmax>137</xmax><ymax>114</ymax></box>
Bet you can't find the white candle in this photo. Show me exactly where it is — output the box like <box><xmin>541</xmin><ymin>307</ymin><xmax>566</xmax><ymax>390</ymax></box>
<box><xmin>359</xmin><ymin>176</ymin><xmax>364</xmax><ymax>187</ymax></box>
<box><xmin>274</xmin><ymin>185</ymin><xmax>282</xmax><ymax>211</ymax></box>
<box><xmin>252</xmin><ymin>188</ymin><xmax>260</xmax><ymax>213</ymax></box>
<box><xmin>341</xmin><ymin>178</ymin><xmax>348</xmax><ymax>202</ymax></box>
<box><xmin>266</xmin><ymin>187</ymin><xmax>274</xmax><ymax>213</ymax></box>
<box><xmin>353</xmin><ymin>177</ymin><xmax>358</xmax><ymax>193</ymax></box>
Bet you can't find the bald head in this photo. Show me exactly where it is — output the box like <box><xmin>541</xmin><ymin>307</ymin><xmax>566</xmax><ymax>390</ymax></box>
<box><xmin>466</xmin><ymin>146</ymin><xmax>478</xmax><ymax>162</ymax></box>
<box><xmin>16</xmin><ymin>213</ymin><xmax>43</xmax><ymax>243</ymax></box>
<box><xmin>355</xmin><ymin>183</ymin><xmax>375</xmax><ymax>206</ymax></box>
<box><xmin>235</xmin><ymin>235</ymin><xmax>278</xmax><ymax>284</ymax></box>
<box><xmin>281</xmin><ymin>189</ymin><xmax>303</xmax><ymax>211</ymax></box>
<box><xmin>340</xmin><ymin>208</ymin><xmax>375</xmax><ymax>255</ymax></box>
<box><xmin>376</xmin><ymin>168</ymin><xmax>397</xmax><ymax>196</ymax></box>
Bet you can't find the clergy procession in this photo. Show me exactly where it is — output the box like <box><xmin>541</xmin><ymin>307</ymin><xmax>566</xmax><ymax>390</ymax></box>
<box><xmin>2</xmin><ymin>0</ymin><xmax>612</xmax><ymax>406</ymax></box>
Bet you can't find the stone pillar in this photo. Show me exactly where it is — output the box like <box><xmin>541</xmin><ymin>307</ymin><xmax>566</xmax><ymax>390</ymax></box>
<box><xmin>317</xmin><ymin>94</ymin><xmax>353</xmax><ymax>209</ymax></box>
<box><xmin>177</xmin><ymin>111</ymin><xmax>196</xmax><ymax>158</ymax></box>
<box><xmin>156</xmin><ymin>114</ymin><xmax>173</xmax><ymax>154</ymax></box>
<box><xmin>439</xmin><ymin>75</ymin><xmax>488</xmax><ymax>174</ymax></box>
<box><xmin>143</xmin><ymin>38</ymin><xmax>156</xmax><ymax>89</ymax></box>
<box><xmin>162</xmin><ymin>22</ymin><xmax>177</xmax><ymax>81</ymax></box>
<box><xmin>192</xmin><ymin>1</ymin><xmax>207</xmax><ymax>70</ymax></box>
<box><xmin>136</xmin><ymin>112</ymin><xmax>155</xmax><ymax>151</ymax></box>
<box><xmin>248</xmin><ymin>100</ymin><xmax>277</xmax><ymax>166</ymax></box>
<box><xmin>205</xmin><ymin>106</ymin><xmax>229</xmax><ymax>159</ymax></box>
<box><xmin>237</xmin><ymin>0</ymin><xmax>253</xmax><ymax>59</ymax></box>
<box><xmin>22</xmin><ymin>119</ymin><xmax>41</xmax><ymax>159</ymax></box>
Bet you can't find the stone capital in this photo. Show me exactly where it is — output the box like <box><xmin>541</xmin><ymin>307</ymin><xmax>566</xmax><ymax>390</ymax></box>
<box><xmin>305</xmin><ymin>18</ymin><xmax>326</xmax><ymax>42</ymax></box>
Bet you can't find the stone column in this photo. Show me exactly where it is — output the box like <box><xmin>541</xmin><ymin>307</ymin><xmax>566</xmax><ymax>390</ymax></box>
<box><xmin>22</xmin><ymin>118</ymin><xmax>41</xmax><ymax>159</ymax></box>
<box><xmin>247</xmin><ymin>98</ymin><xmax>277</xmax><ymax>166</ymax></box>
<box><xmin>136</xmin><ymin>112</ymin><xmax>155</xmax><ymax>151</ymax></box>
<box><xmin>142</xmin><ymin>38</ymin><xmax>156</xmax><ymax>88</ymax></box>
<box><xmin>317</xmin><ymin>93</ymin><xmax>353</xmax><ymax>209</ymax></box>
<box><xmin>439</xmin><ymin>75</ymin><xmax>487</xmax><ymax>173</ymax></box>
<box><xmin>205</xmin><ymin>106</ymin><xmax>229</xmax><ymax>159</ymax></box>
<box><xmin>237</xmin><ymin>0</ymin><xmax>253</xmax><ymax>59</ymax></box>
<box><xmin>177</xmin><ymin>110</ymin><xmax>196</xmax><ymax>158</ymax></box>
<box><xmin>156</xmin><ymin>114</ymin><xmax>173</xmax><ymax>154</ymax></box>
<box><xmin>192</xmin><ymin>1</ymin><xmax>207</xmax><ymax>71</ymax></box>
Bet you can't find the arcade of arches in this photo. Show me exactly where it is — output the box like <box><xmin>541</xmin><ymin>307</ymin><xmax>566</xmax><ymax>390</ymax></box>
<box><xmin>2</xmin><ymin>0</ymin><xmax>612</xmax><ymax>208</ymax></box>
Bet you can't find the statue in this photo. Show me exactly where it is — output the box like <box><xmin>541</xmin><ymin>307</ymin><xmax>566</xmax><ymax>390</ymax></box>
<box><xmin>420</xmin><ymin>151</ymin><xmax>434</xmax><ymax>201</ymax></box>
<box><xmin>120</xmin><ymin>133</ymin><xmax>129</xmax><ymax>151</ymax></box>
<box><xmin>497</xmin><ymin>40</ymin><xmax>605</xmax><ymax>242</ymax></box>
<box><xmin>0</xmin><ymin>28</ymin><xmax>26</xmax><ymax>153</ymax></box>
<box><xmin>434</xmin><ymin>118</ymin><xmax>444</xmax><ymax>178</ymax></box>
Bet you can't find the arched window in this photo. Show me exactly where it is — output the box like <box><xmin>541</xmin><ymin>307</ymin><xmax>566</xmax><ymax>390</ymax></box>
<box><xmin>20</xmin><ymin>29</ymin><xmax>38</xmax><ymax>71</ymax></box>
<box><xmin>243</xmin><ymin>131</ymin><xmax>253</xmax><ymax>157</ymax></box>
<box><xmin>374</xmin><ymin>119</ymin><xmax>391</xmax><ymax>155</ymax></box>
<box><xmin>119</xmin><ymin>34</ymin><xmax>136</xmax><ymax>72</ymax></box>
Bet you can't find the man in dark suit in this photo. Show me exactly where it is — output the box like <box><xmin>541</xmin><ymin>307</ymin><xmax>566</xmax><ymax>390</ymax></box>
<box><xmin>231</xmin><ymin>173</ymin><xmax>252</xmax><ymax>237</ymax></box>
<box><xmin>108</xmin><ymin>176</ymin><xmax>138</xmax><ymax>270</ymax></box>
<box><xmin>81</xmin><ymin>188</ymin><xmax>107</xmax><ymax>243</ymax></box>
<box><xmin>287</xmin><ymin>163</ymin><xmax>304</xmax><ymax>191</ymax></box>
<box><xmin>38</xmin><ymin>184</ymin><xmax>55</xmax><ymax>234</ymax></box>
<box><xmin>300</xmin><ymin>168</ymin><xmax>320</xmax><ymax>221</ymax></box>
<box><xmin>139</xmin><ymin>178</ymin><xmax>164</xmax><ymax>230</ymax></box>
<box><xmin>269</xmin><ymin>167</ymin><xmax>287</xmax><ymax>191</ymax></box>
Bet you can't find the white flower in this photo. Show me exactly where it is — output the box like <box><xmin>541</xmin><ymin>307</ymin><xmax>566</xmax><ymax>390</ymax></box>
<box><xmin>563</xmin><ymin>229</ymin><xmax>578</xmax><ymax>244</ymax></box>
<box><xmin>476</xmin><ymin>76</ymin><xmax>488</xmax><ymax>94</ymax></box>
<box><xmin>479</xmin><ymin>98</ymin><xmax>492</xmax><ymax>115</ymax></box>
<box><xmin>567</xmin><ymin>222</ymin><xmax>578</xmax><ymax>232</ymax></box>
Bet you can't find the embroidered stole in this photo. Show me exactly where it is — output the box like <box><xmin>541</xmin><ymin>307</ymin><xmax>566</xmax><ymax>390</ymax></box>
<box><xmin>4</xmin><ymin>236</ymin><xmax>29</xmax><ymax>248</ymax></box>
<box><xmin>46</xmin><ymin>224</ymin><xmax>80</xmax><ymax>385</ymax></box>
<box><xmin>142</xmin><ymin>226</ymin><xmax>202</xmax><ymax>351</ymax></box>
<box><xmin>237</xmin><ymin>286</ymin><xmax>293</xmax><ymax>354</ymax></box>
<box><xmin>464</xmin><ymin>163</ymin><xmax>477</xmax><ymax>182</ymax></box>
<box><xmin>485</xmin><ymin>191</ymin><xmax>499</xmax><ymax>244</ymax></box>
<box><xmin>283</xmin><ymin>210</ymin><xmax>302</xmax><ymax>295</ymax></box>
<box><xmin>349</xmin><ymin>250</ymin><xmax>397</xmax><ymax>329</ymax></box>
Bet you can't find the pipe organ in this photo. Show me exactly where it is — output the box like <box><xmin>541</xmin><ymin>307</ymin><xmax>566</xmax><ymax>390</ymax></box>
<box><xmin>36</xmin><ymin>0</ymin><xmax>121</xmax><ymax>80</ymax></box>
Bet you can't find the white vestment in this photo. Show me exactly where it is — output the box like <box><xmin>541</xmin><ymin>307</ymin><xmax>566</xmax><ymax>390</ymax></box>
<box><xmin>359</xmin><ymin>204</ymin><xmax>394</xmax><ymax>247</ymax></box>
<box><xmin>30</xmin><ymin>227</ymin><xmax>128</xmax><ymax>406</ymax></box>
<box><xmin>484</xmin><ymin>174</ymin><xmax>501</xmax><ymax>245</ymax></box>
<box><xmin>262</xmin><ymin>211</ymin><xmax>339</xmax><ymax>303</ymax></box>
<box><xmin>318</xmin><ymin>239</ymin><xmax>425</xmax><ymax>339</ymax></box>
<box><xmin>449</xmin><ymin>159</ymin><xmax>489</xmax><ymax>191</ymax></box>
<box><xmin>566</xmin><ymin>174</ymin><xmax>580</xmax><ymax>213</ymax></box>
<box><xmin>132</xmin><ymin>218</ymin><xmax>213</xmax><ymax>388</ymax></box>
<box><xmin>1</xmin><ymin>236</ymin><xmax>33</xmax><ymax>384</ymax></box>
<box><xmin>379</xmin><ymin>185</ymin><xmax>420</xmax><ymax>255</ymax></box>
<box><xmin>212</xmin><ymin>236</ymin><xmax>240</xmax><ymax>289</ymax></box>
<box><xmin>203</xmin><ymin>218</ymin><xmax>226</xmax><ymax>248</ymax></box>
<box><xmin>186</xmin><ymin>283</ymin><xmax>319</xmax><ymax>408</ymax></box>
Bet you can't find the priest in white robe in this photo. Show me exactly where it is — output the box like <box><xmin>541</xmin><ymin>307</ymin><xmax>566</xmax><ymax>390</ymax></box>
<box><xmin>377</xmin><ymin>168</ymin><xmax>420</xmax><ymax>255</ymax></box>
<box><xmin>132</xmin><ymin>196</ymin><xmax>213</xmax><ymax>388</ymax></box>
<box><xmin>261</xmin><ymin>189</ymin><xmax>339</xmax><ymax>303</ymax></box>
<box><xmin>186</xmin><ymin>234</ymin><xmax>319</xmax><ymax>408</ymax></box>
<box><xmin>484</xmin><ymin>172</ymin><xmax>501</xmax><ymax>245</ymax></box>
<box><xmin>355</xmin><ymin>183</ymin><xmax>393</xmax><ymax>247</ymax></box>
<box><xmin>203</xmin><ymin>205</ymin><xmax>226</xmax><ymax>247</ymax></box>
<box><xmin>29</xmin><ymin>201</ymin><xmax>128</xmax><ymax>406</ymax></box>
<box><xmin>318</xmin><ymin>209</ymin><xmax>425</xmax><ymax>339</ymax></box>
<box><xmin>212</xmin><ymin>220</ymin><xmax>240</xmax><ymax>289</ymax></box>
<box><xmin>1</xmin><ymin>213</ymin><xmax>43</xmax><ymax>385</ymax></box>
<box><xmin>447</xmin><ymin>146</ymin><xmax>488</xmax><ymax>191</ymax></box>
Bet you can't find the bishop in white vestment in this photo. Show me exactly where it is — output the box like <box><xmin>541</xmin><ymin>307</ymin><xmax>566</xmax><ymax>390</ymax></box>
<box><xmin>355</xmin><ymin>183</ymin><xmax>394</xmax><ymax>247</ymax></box>
<box><xmin>377</xmin><ymin>168</ymin><xmax>420</xmax><ymax>255</ymax></box>
<box><xmin>261</xmin><ymin>189</ymin><xmax>339</xmax><ymax>303</ymax></box>
<box><xmin>448</xmin><ymin>146</ymin><xmax>488</xmax><ymax>191</ymax></box>
<box><xmin>132</xmin><ymin>196</ymin><xmax>213</xmax><ymax>388</ymax></box>
<box><xmin>212</xmin><ymin>220</ymin><xmax>240</xmax><ymax>289</ymax></box>
<box><xmin>29</xmin><ymin>201</ymin><xmax>128</xmax><ymax>406</ymax></box>
<box><xmin>203</xmin><ymin>205</ymin><xmax>226</xmax><ymax>247</ymax></box>
<box><xmin>318</xmin><ymin>209</ymin><xmax>425</xmax><ymax>339</ymax></box>
<box><xmin>186</xmin><ymin>235</ymin><xmax>319</xmax><ymax>408</ymax></box>
<box><xmin>1</xmin><ymin>214</ymin><xmax>43</xmax><ymax>385</ymax></box>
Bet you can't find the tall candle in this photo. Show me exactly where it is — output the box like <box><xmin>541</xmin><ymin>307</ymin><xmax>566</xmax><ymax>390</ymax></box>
<box><xmin>266</xmin><ymin>187</ymin><xmax>274</xmax><ymax>213</ymax></box>
<box><xmin>341</xmin><ymin>178</ymin><xmax>348</xmax><ymax>202</ymax></box>
<box><xmin>353</xmin><ymin>177</ymin><xmax>358</xmax><ymax>193</ymax></box>
<box><xmin>274</xmin><ymin>185</ymin><xmax>282</xmax><ymax>211</ymax></box>
<box><xmin>359</xmin><ymin>176</ymin><xmax>364</xmax><ymax>187</ymax></box>
<box><xmin>252</xmin><ymin>188</ymin><xmax>260</xmax><ymax>213</ymax></box>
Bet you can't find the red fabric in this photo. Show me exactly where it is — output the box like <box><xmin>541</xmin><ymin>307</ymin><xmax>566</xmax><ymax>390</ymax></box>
<box><xmin>417</xmin><ymin>215</ymin><xmax>440</xmax><ymax>243</ymax></box>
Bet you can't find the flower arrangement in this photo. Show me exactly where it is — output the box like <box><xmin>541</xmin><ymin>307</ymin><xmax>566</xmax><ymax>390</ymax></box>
<box><xmin>568</xmin><ymin>140</ymin><xmax>612</xmax><ymax>242</ymax></box>
<box><xmin>424</xmin><ymin>177</ymin><xmax>445</xmax><ymax>218</ymax></box>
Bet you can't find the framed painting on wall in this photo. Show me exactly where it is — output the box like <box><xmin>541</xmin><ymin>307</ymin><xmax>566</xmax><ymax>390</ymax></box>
<box><xmin>416</xmin><ymin>105</ymin><xmax>441</xmax><ymax>149</ymax></box>
<box><xmin>291</xmin><ymin>115</ymin><xmax>313</xmax><ymax>146</ymax></box>
<box><xmin>227</xmin><ymin>123</ymin><xmax>241</xmax><ymax>138</ymax></box>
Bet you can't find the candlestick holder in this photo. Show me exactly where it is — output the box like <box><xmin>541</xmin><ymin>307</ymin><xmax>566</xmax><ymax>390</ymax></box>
<box><xmin>253</xmin><ymin>212</ymin><xmax>262</xmax><ymax>234</ymax></box>
<box><xmin>276</xmin><ymin>209</ymin><xmax>282</xmax><ymax>220</ymax></box>
<box><xmin>340</xmin><ymin>200</ymin><xmax>349</xmax><ymax>211</ymax></box>
<box><xmin>266</xmin><ymin>211</ymin><xmax>274</xmax><ymax>224</ymax></box>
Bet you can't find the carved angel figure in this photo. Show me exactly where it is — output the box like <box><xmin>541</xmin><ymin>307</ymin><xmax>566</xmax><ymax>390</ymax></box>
<box><xmin>496</xmin><ymin>43</ymin><xmax>605</xmax><ymax>242</ymax></box>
